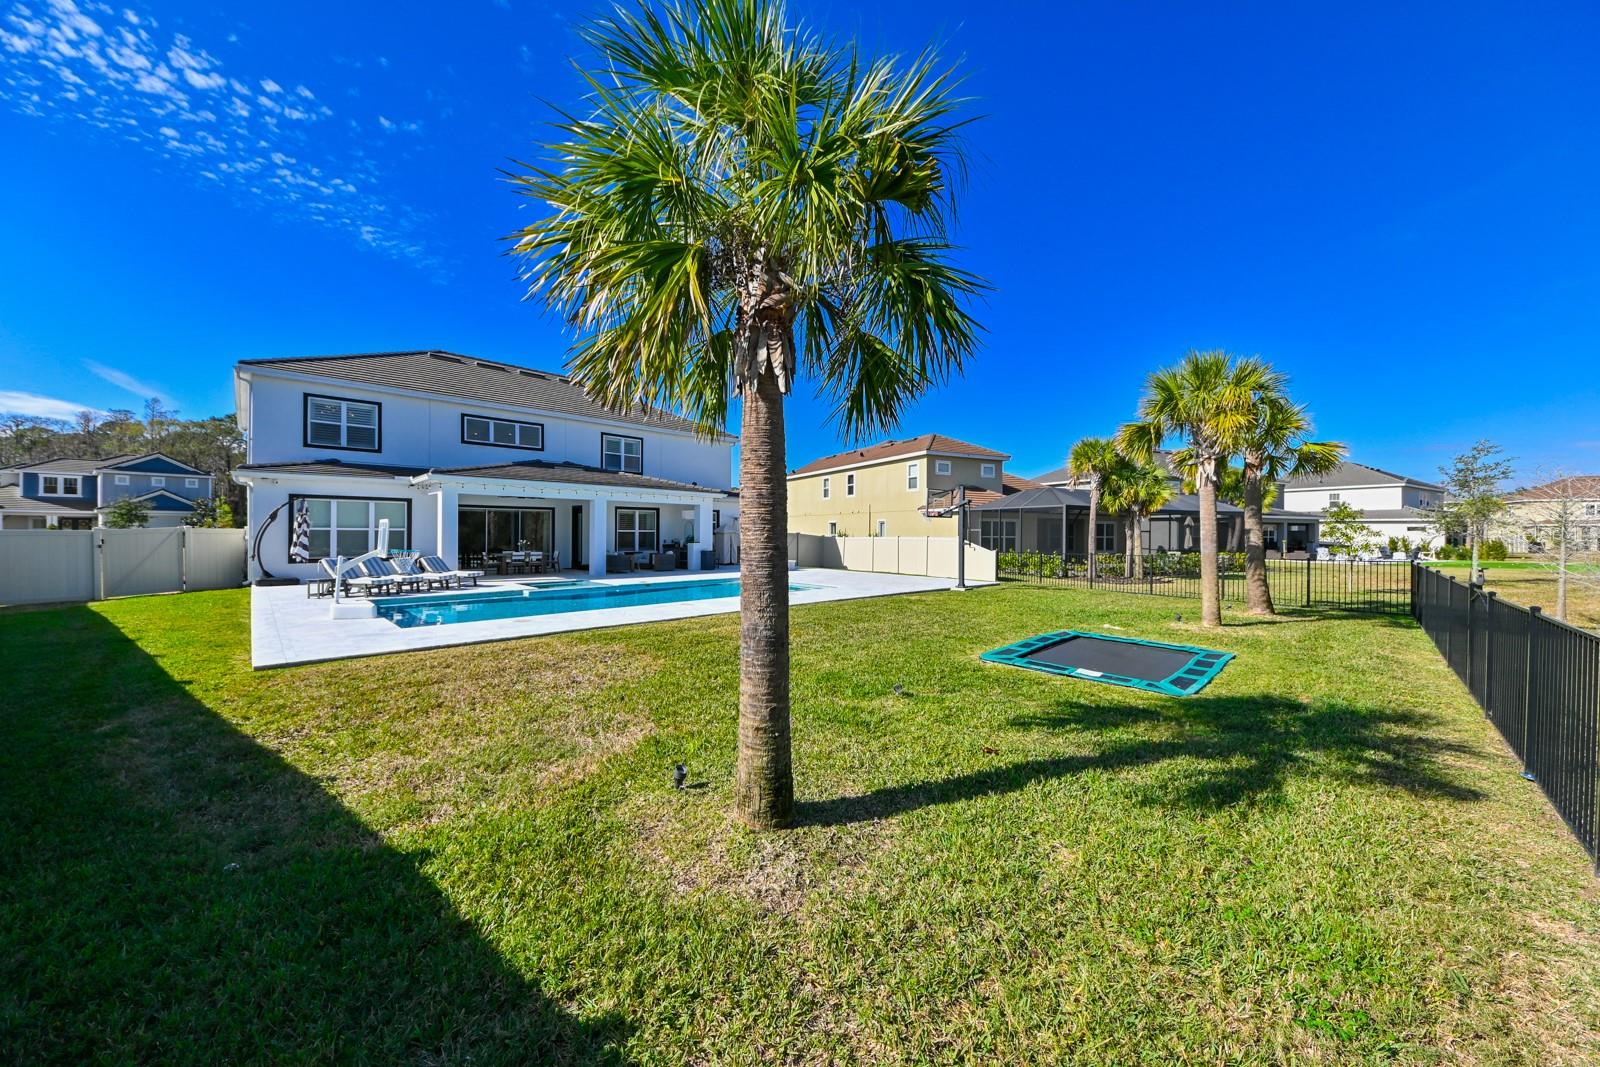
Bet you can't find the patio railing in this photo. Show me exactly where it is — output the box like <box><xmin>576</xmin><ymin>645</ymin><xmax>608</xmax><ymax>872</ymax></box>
<box><xmin>1413</xmin><ymin>563</ymin><xmax>1600</xmax><ymax>868</ymax></box>
<box><xmin>996</xmin><ymin>550</ymin><xmax>1412</xmax><ymax>615</ymax></box>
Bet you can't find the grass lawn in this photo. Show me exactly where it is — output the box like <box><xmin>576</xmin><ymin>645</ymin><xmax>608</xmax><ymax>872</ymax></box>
<box><xmin>1427</xmin><ymin>560</ymin><xmax>1600</xmax><ymax>631</ymax></box>
<box><xmin>4</xmin><ymin>585</ymin><xmax>1600</xmax><ymax>1064</ymax></box>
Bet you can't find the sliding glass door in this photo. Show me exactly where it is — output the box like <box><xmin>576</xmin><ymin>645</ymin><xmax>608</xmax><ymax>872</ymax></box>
<box><xmin>458</xmin><ymin>507</ymin><xmax>556</xmax><ymax>563</ymax></box>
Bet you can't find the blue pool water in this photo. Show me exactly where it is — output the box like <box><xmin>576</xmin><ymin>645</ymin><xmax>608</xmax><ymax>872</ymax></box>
<box><xmin>375</xmin><ymin>577</ymin><xmax>803</xmax><ymax>627</ymax></box>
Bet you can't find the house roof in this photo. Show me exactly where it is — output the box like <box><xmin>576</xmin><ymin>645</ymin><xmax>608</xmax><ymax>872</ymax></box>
<box><xmin>0</xmin><ymin>484</ymin><xmax>98</xmax><ymax>513</ymax></box>
<box><xmin>237</xmin><ymin>350</ymin><xmax>733</xmax><ymax>441</ymax></box>
<box><xmin>1287</xmin><ymin>460</ymin><xmax>1443</xmax><ymax>492</ymax></box>
<box><xmin>234</xmin><ymin>459</ymin><xmax>429</xmax><ymax>479</ymax></box>
<box><xmin>1032</xmin><ymin>450</ymin><xmax>1180</xmax><ymax>486</ymax></box>
<box><xmin>432</xmin><ymin>460</ymin><xmax>724</xmax><ymax>495</ymax></box>
<box><xmin>963</xmin><ymin>473</ymin><xmax>1044</xmax><ymax>507</ymax></box>
<box><xmin>1508</xmin><ymin>475</ymin><xmax>1600</xmax><ymax>501</ymax></box>
<box><xmin>2</xmin><ymin>453</ymin><xmax>139</xmax><ymax>474</ymax></box>
<box><xmin>789</xmin><ymin>434</ymin><xmax>1009</xmax><ymax>478</ymax></box>
<box><xmin>967</xmin><ymin>486</ymin><xmax>1326</xmax><ymax>519</ymax></box>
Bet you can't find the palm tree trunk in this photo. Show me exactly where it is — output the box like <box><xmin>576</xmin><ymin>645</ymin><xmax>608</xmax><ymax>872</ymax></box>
<box><xmin>1198</xmin><ymin>456</ymin><xmax>1222</xmax><ymax>627</ymax></box>
<box><xmin>1130</xmin><ymin>513</ymin><xmax>1144</xmax><ymax>580</ymax></box>
<box><xmin>733</xmin><ymin>367</ymin><xmax>794</xmax><ymax>829</ymax></box>
<box><xmin>1086</xmin><ymin>482</ymin><xmax>1099</xmax><ymax>580</ymax></box>
<box><xmin>1243</xmin><ymin>467</ymin><xmax>1273</xmax><ymax>615</ymax></box>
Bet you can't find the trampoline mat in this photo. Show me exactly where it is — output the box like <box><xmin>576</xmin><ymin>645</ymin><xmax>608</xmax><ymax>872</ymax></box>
<box><xmin>980</xmin><ymin>630</ymin><xmax>1233</xmax><ymax>696</ymax></box>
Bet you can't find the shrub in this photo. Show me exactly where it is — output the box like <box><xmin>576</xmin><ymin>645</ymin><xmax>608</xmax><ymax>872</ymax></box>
<box><xmin>1483</xmin><ymin>539</ymin><xmax>1508</xmax><ymax>561</ymax></box>
<box><xmin>104</xmin><ymin>497</ymin><xmax>149</xmax><ymax>529</ymax></box>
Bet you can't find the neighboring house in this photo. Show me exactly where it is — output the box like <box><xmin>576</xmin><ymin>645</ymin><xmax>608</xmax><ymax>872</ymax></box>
<box><xmin>0</xmin><ymin>453</ymin><xmax>213</xmax><ymax>530</ymax></box>
<box><xmin>1497</xmin><ymin>475</ymin><xmax>1600</xmax><ymax>554</ymax></box>
<box><xmin>786</xmin><ymin>434</ymin><xmax>1015</xmax><ymax>539</ymax></box>
<box><xmin>1019</xmin><ymin>451</ymin><xmax>1322</xmax><ymax>556</ymax></box>
<box><xmin>1282</xmin><ymin>460</ymin><xmax>1446</xmax><ymax>550</ymax></box>
<box><xmin>230</xmin><ymin>350</ymin><xmax>737</xmax><ymax>579</ymax></box>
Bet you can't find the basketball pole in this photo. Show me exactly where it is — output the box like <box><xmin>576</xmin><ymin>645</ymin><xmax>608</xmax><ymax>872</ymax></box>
<box><xmin>954</xmin><ymin>484</ymin><xmax>968</xmax><ymax>592</ymax></box>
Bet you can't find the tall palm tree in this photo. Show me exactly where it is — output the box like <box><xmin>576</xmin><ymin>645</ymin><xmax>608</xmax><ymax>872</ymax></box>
<box><xmin>1237</xmin><ymin>394</ymin><xmax>1344</xmax><ymax>614</ymax></box>
<box><xmin>1102</xmin><ymin>459</ymin><xmax>1172</xmax><ymax>580</ymax></box>
<box><xmin>508</xmin><ymin>0</ymin><xmax>984</xmax><ymax>829</ymax></box>
<box><xmin>1117</xmin><ymin>351</ymin><xmax>1275</xmax><ymax>627</ymax></box>
<box><xmin>1067</xmin><ymin>436</ymin><xmax>1121</xmax><ymax>577</ymax></box>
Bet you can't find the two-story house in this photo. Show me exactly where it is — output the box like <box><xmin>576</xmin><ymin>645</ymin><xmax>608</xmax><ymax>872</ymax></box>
<box><xmin>786</xmin><ymin>434</ymin><xmax>1021</xmax><ymax>539</ymax></box>
<box><xmin>230</xmin><ymin>350</ymin><xmax>738</xmax><ymax>580</ymax></box>
<box><xmin>0</xmin><ymin>453</ymin><xmax>213</xmax><ymax>529</ymax></box>
<box><xmin>1497</xmin><ymin>475</ymin><xmax>1600</xmax><ymax>554</ymax></box>
<box><xmin>1281</xmin><ymin>460</ymin><xmax>1446</xmax><ymax>550</ymax></box>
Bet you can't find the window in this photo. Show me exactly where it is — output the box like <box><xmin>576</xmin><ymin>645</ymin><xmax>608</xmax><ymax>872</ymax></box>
<box><xmin>293</xmin><ymin>497</ymin><xmax>409</xmax><ymax>560</ymax></box>
<box><xmin>614</xmin><ymin>507</ymin><xmax>658</xmax><ymax>552</ymax></box>
<box><xmin>113</xmin><ymin>474</ymin><xmax>130</xmax><ymax>486</ymax></box>
<box><xmin>906</xmin><ymin>462</ymin><xmax>919</xmax><ymax>491</ymax></box>
<box><xmin>462</xmin><ymin>414</ymin><xmax>544</xmax><ymax>451</ymax></box>
<box><xmin>935</xmin><ymin>459</ymin><xmax>952</xmax><ymax>476</ymax></box>
<box><xmin>822</xmin><ymin>477</ymin><xmax>831</xmax><ymax>500</ymax></box>
<box><xmin>150</xmin><ymin>476</ymin><xmax>166</xmax><ymax>488</ymax></box>
<box><xmin>846</xmin><ymin>473</ymin><xmax>856</xmax><ymax>496</ymax></box>
<box><xmin>601</xmin><ymin>433</ymin><xmax>643</xmax><ymax>473</ymax></box>
<box><xmin>185</xmin><ymin>478</ymin><xmax>199</xmax><ymax>488</ymax></box>
<box><xmin>877</xmin><ymin>520</ymin><xmax>887</xmax><ymax>537</ymax></box>
<box><xmin>978</xmin><ymin>516</ymin><xmax>1017</xmax><ymax>552</ymax></box>
<box><xmin>40</xmin><ymin>475</ymin><xmax>81</xmax><ymax>495</ymax></box>
<box><xmin>712</xmin><ymin>509</ymin><xmax>722</xmax><ymax>530</ymax></box>
<box><xmin>980</xmin><ymin>463</ymin><xmax>996</xmax><ymax>479</ymax></box>
<box><xmin>1095</xmin><ymin>520</ymin><xmax>1117</xmax><ymax>552</ymax></box>
<box><xmin>1328</xmin><ymin>492</ymin><xmax>1341</xmax><ymax>504</ymax></box>
<box><xmin>827</xmin><ymin>521</ymin><xmax>838</xmax><ymax>536</ymax></box>
<box><xmin>305</xmin><ymin>394</ymin><xmax>381</xmax><ymax>452</ymax></box>
<box><xmin>1585</xmin><ymin>503</ymin><xmax>1599</xmax><ymax>518</ymax></box>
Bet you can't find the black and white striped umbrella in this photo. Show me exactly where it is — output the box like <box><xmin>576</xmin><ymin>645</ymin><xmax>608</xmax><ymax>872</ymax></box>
<box><xmin>289</xmin><ymin>503</ymin><xmax>312</xmax><ymax>562</ymax></box>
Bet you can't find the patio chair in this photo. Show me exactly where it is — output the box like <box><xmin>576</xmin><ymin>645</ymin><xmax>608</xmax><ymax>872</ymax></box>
<box><xmin>606</xmin><ymin>552</ymin><xmax>634</xmax><ymax>573</ymax></box>
<box><xmin>319</xmin><ymin>557</ymin><xmax>396</xmax><ymax>597</ymax></box>
<box><xmin>360</xmin><ymin>556</ymin><xmax>429</xmax><ymax>594</ymax></box>
<box><xmin>391</xmin><ymin>554</ymin><xmax>453</xmax><ymax>591</ymax></box>
<box><xmin>650</xmin><ymin>551</ymin><xmax>677</xmax><ymax>572</ymax></box>
<box><xmin>416</xmin><ymin>554</ymin><xmax>483</xmax><ymax>588</ymax></box>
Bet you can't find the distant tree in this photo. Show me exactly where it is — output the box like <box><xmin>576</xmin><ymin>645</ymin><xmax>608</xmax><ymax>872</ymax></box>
<box><xmin>1516</xmin><ymin>468</ymin><xmax>1600</xmax><ymax>622</ymax></box>
<box><xmin>188</xmin><ymin>496</ymin><xmax>237</xmax><ymax>529</ymax></box>
<box><xmin>1102</xmin><ymin>459</ymin><xmax>1172</xmax><ymax>580</ymax></box>
<box><xmin>1321</xmin><ymin>501</ymin><xmax>1378</xmax><ymax>558</ymax></box>
<box><xmin>1429</xmin><ymin>440</ymin><xmax>1513</xmax><ymax>574</ymax></box>
<box><xmin>104</xmin><ymin>497</ymin><xmax>149</xmax><ymax>529</ymax></box>
<box><xmin>1067</xmin><ymin>436</ymin><xmax>1122</xmax><ymax>575</ymax></box>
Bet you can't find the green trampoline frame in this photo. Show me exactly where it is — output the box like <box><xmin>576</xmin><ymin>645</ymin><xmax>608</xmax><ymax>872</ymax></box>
<box><xmin>980</xmin><ymin>630</ymin><xmax>1234</xmax><ymax>697</ymax></box>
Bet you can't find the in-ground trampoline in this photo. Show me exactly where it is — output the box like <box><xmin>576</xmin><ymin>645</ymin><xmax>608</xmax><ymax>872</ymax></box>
<box><xmin>980</xmin><ymin>630</ymin><xmax>1233</xmax><ymax>696</ymax></box>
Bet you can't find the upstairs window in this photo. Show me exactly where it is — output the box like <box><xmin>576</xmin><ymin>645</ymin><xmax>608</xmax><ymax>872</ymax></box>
<box><xmin>980</xmin><ymin>463</ymin><xmax>996</xmax><ymax>479</ymax></box>
<box><xmin>1328</xmin><ymin>492</ymin><xmax>1341</xmax><ymax>504</ymax></box>
<box><xmin>935</xmin><ymin>459</ymin><xmax>952</xmax><ymax>475</ymax></box>
<box><xmin>305</xmin><ymin>394</ymin><xmax>381</xmax><ymax>452</ymax></box>
<box><xmin>601</xmin><ymin>433</ymin><xmax>643</xmax><ymax>474</ymax></box>
<box><xmin>113</xmin><ymin>474</ymin><xmax>130</xmax><ymax>486</ymax></box>
<box><xmin>463</xmin><ymin>414</ymin><xmax>544</xmax><ymax>451</ymax></box>
<box><xmin>151</xmin><ymin>476</ymin><xmax>166</xmax><ymax>488</ymax></box>
<box><xmin>185</xmin><ymin>478</ymin><xmax>199</xmax><ymax>488</ymax></box>
<box><xmin>821</xmin><ymin>477</ymin><xmax>831</xmax><ymax>500</ymax></box>
<box><xmin>846</xmin><ymin>473</ymin><xmax>856</xmax><ymax>496</ymax></box>
<box><xmin>906</xmin><ymin>462</ymin><xmax>919</xmax><ymax>491</ymax></box>
<box><xmin>40</xmin><ymin>475</ymin><xmax>81</xmax><ymax>495</ymax></box>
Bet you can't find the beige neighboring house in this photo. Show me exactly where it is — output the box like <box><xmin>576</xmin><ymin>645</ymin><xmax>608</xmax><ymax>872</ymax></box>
<box><xmin>787</xmin><ymin>434</ymin><xmax>1029</xmax><ymax>538</ymax></box>
<box><xmin>1497</xmin><ymin>475</ymin><xmax>1600</xmax><ymax>554</ymax></box>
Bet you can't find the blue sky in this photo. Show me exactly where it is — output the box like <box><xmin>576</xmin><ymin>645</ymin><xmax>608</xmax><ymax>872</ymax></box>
<box><xmin>1</xmin><ymin>0</ymin><xmax>1596</xmax><ymax>482</ymax></box>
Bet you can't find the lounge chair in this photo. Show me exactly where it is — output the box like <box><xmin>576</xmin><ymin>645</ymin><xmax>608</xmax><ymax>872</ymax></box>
<box><xmin>392</xmin><ymin>554</ymin><xmax>454</xmax><ymax>591</ymax></box>
<box><xmin>318</xmin><ymin>557</ymin><xmax>398</xmax><ymax>597</ymax></box>
<box><xmin>359</xmin><ymin>556</ymin><xmax>429</xmax><ymax>594</ymax></box>
<box><xmin>416</xmin><ymin>554</ymin><xmax>483</xmax><ymax>588</ymax></box>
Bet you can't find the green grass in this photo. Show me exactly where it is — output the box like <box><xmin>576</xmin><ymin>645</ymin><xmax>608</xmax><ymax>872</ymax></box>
<box><xmin>1426</xmin><ymin>560</ymin><xmax>1600</xmax><ymax>630</ymax></box>
<box><xmin>4</xmin><ymin>586</ymin><xmax>1600</xmax><ymax>1064</ymax></box>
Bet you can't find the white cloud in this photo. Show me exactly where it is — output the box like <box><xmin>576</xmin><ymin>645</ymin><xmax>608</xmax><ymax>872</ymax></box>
<box><xmin>258</xmin><ymin>76</ymin><xmax>280</xmax><ymax>93</ymax></box>
<box><xmin>84</xmin><ymin>359</ymin><xmax>170</xmax><ymax>402</ymax></box>
<box><xmin>0</xmin><ymin>390</ymin><xmax>105</xmax><ymax>421</ymax></box>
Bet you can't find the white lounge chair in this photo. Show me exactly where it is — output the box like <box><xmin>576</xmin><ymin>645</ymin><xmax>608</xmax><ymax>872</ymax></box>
<box><xmin>318</xmin><ymin>557</ymin><xmax>399</xmax><ymax>597</ymax></box>
<box><xmin>416</xmin><ymin>554</ymin><xmax>483</xmax><ymax>588</ymax></box>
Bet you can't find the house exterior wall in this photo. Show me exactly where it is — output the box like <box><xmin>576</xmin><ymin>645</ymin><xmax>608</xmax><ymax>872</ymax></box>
<box><xmin>787</xmin><ymin>454</ymin><xmax>968</xmax><ymax>538</ymax></box>
<box><xmin>96</xmin><ymin>470</ymin><xmax>211</xmax><ymax>506</ymax></box>
<box><xmin>20</xmin><ymin>471</ymin><xmax>97</xmax><ymax>506</ymax></box>
<box><xmin>243</xmin><ymin>370</ymin><xmax>733</xmax><ymax>489</ymax></box>
<box><xmin>1496</xmin><ymin>498</ymin><xmax>1600</xmax><ymax>553</ymax></box>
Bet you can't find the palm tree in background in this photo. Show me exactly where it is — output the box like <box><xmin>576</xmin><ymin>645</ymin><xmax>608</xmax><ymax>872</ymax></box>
<box><xmin>1103</xmin><ymin>459</ymin><xmax>1172</xmax><ymax>580</ymax></box>
<box><xmin>508</xmin><ymin>0</ymin><xmax>984</xmax><ymax>828</ymax></box>
<box><xmin>1067</xmin><ymin>436</ymin><xmax>1122</xmax><ymax>576</ymax></box>
<box><xmin>1118</xmin><ymin>351</ymin><xmax>1274</xmax><ymax>627</ymax></box>
<box><xmin>1236</xmin><ymin>394</ymin><xmax>1344</xmax><ymax>614</ymax></box>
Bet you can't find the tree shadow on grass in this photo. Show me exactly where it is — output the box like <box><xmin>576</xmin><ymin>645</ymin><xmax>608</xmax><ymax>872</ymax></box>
<box><xmin>799</xmin><ymin>693</ymin><xmax>1484</xmax><ymax>828</ymax></box>
<box><xmin>0</xmin><ymin>606</ymin><xmax>630</xmax><ymax>1065</ymax></box>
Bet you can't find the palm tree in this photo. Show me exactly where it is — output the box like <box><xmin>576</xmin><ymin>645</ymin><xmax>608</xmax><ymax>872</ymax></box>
<box><xmin>1102</xmin><ymin>459</ymin><xmax>1172</xmax><ymax>580</ymax></box>
<box><xmin>1236</xmin><ymin>394</ymin><xmax>1344</xmax><ymax>614</ymax></box>
<box><xmin>1117</xmin><ymin>351</ymin><xmax>1275</xmax><ymax>627</ymax></box>
<box><xmin>1067</xmin><ymin>436</ymin><xmax>1121</xmax><ymax>578</ymax></box>
<box><xmin>508</xmin><ymin>0</ymin><xmax>983</xmax><ymax>829</ymax></box>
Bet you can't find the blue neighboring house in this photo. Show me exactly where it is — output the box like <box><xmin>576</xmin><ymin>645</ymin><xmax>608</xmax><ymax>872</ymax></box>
<box><xmin>0</xmin><ymin>453</ymin><xmax>214</xmax><ymax>529</ymax></box>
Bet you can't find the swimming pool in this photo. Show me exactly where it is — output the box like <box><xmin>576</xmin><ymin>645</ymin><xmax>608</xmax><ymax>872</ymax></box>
<box><xmin>374</xmin><ymin>577</ymin><xmax>806</xmax><ymax>628</ymax></box>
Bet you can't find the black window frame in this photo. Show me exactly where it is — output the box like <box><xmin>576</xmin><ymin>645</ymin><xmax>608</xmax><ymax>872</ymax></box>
<box><xmin>303</xmin><ymin>393</ymin><xmax>383</xmax><ymax>454</ymax></box>
<box><xmin>460</xmin><ymin>413</ymin><xmax>545</xmax><ymax>452</ymax></box>
<box><xmin>600</xmin><ymin>432</ymin><xmax>644</xmax><ymax>474</ymax></box>
<box><xmin>613</xmin><ymin>505</ymin><xmax>660</xmax><ymax>553</ymax></box>
<box><xmin>286</xmin><ymin>493</ymin><xmax>412</xmax><ymax>562</ymax></box>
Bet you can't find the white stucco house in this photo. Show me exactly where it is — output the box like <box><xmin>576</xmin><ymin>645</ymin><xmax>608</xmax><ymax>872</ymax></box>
<box><xmin>1281</xmin><ymin>460</ymin><xmax>1447</xmax><ymax>551</ymax></box>
<box><xmin>231</xmin><ymin>350</ymin><xmax>738</xmax><ymax>581</ymax></box>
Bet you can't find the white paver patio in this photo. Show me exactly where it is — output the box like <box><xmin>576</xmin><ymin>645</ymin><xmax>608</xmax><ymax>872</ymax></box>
<box><xmin>249</xmin><ymin>567</ymin><xmax>971</xmax><ymax>668</ymax></box>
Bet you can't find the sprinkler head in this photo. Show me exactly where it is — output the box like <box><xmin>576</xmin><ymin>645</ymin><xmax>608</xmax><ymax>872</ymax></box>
<box><xmin>892</xmin><ymin>683</ymin><xmax>904</xmax><ymax>697</ymax></box>
<box><xmin>673</xmin><ymin>763</ymin><xmax>687</xmax><ymax>790</ymax></box>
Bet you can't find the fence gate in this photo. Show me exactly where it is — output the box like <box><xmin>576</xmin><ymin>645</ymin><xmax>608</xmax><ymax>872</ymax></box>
<box><xmin>0</xmin><ymin>528</ymin><xmax>246</xmax><ymax>606</ymax></box>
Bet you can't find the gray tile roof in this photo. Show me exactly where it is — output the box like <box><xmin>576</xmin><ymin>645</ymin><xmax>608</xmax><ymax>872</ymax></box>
<box><xmin>0</xmin><ymin>484</ymin><xmax>98</xmax><ymax>512</ymax></box>
<box><xmin>234</xmin><ymin>459</ymin><xmax>429</xmax><ymax>479</ymax></box>
<box><xmin>1287</xmin><ymin>460</ymin><xmax>1443</xmax><ymax>491</ymax></box>
<box><xmin>238</xmin><ymin>350</ymin><xmax>734</xmax><ymax>441</ymax></box>
<box><xmin>435</xmin><ymin>460</ymin><xmax>724</xmax><ymax>495</ymax></box>
<box><xmin>2</xmin><ymin>453</ymin><xmax>140</xmax><ymax>474</ymax></box>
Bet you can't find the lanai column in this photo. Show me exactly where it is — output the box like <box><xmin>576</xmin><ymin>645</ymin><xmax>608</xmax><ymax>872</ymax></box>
<box><xmin>431</xmin><ymin>485</ymin><xmax>459</xmax><ymax>566</ymax></box>
<box><xmin>587</xmin><ymin>496</ymin><xmax>610</xmax><ymax>577</ymax></box>
<box><xmin>690</xmin><ymin>501</ymin><xmax>714</xmax><ymax>570</ymax></box>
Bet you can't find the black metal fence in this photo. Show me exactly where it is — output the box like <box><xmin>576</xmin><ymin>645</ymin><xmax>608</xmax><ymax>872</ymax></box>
<box><xmin>1413</xmin><ymin>563</ymin><xmax>1600</xmax><ymax>867</ymax></box>
<box><xmin>996</xmin><ymin>551</ymin><xmax>1412</xmax><ymax>614</ymax></box>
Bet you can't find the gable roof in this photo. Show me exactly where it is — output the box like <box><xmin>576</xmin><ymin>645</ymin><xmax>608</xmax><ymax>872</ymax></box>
<box><xmin>1508</xmin><ymin>475</ymin><xmax>1600</xmax><ymax>502</ymax></box>
<box><xmin>102</xmin><ymin>452</ymin><xmax>209</xmax><ymax>476</ymax></box>
<box><xmin>237</xmin><ymin>350</ymin><xmax>733</xmax><ymax>441</ymax></box>
<box><xmin>789</xmin><ymin>434</ymin><xmax>1008</xmax><ymax>478</ymax></box>
<box><xmin>4</xmin><ymin>454</ymin><xmax>139</xmax><ymax>474</ymax></box>
<box><xmin>1287</xmin><ymin>460</ymin><xmax>1443</xmax><ymax>491</ymax></box>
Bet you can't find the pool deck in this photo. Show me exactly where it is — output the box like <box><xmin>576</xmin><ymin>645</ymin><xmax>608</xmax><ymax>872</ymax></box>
<box><xmin>249</xmin><ymin>567</ymin><xmax>970</xmax><ymax>668</ymax></box>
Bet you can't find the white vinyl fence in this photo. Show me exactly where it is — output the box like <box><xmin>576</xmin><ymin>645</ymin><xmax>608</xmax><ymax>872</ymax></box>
<box><xmin>0</xmin><ymin>528</ymin><xmax>246</xmax><ymax>606</ymax></box>
<box><xmin>787</xmin><ymin>533</ymin><xmax>997</xmax><ymax>583</ymax></box>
